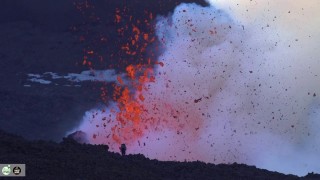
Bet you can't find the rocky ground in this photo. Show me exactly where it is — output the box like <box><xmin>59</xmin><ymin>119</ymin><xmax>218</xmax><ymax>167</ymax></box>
<box><xmin>1</xmin><ymin>130</ymin><xmax>319</xmax><ymax>179</ymax></box>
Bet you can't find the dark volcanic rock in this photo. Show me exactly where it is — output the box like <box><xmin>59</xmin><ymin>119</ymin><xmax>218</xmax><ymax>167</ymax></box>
<box><xmin>66</xmin><ymin>130</ymin><xmax>89</xmax><ymax>144</ymax></box>
<box><xmin>0</xmin><ymin>130</ymin><xmax>314</xmax><ymax>180</ymax></box>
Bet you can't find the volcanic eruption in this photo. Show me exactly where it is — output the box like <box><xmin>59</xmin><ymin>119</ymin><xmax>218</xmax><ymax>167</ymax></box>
<box><xmin>68</xmin><ymin>0</ymin><xmax>320</xmax><ymax>176</ymax></box>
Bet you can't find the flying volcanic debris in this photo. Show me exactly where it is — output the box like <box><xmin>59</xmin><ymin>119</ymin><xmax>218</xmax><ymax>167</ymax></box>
<box><xmin>69</xmin><ymin>0</ymin><xmax>320</xmax><ymax>176</ymax></box>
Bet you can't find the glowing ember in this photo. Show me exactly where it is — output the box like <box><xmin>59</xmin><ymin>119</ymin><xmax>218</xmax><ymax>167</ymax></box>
<box><xmin>72</xmin><ymin>7</ymin><xmax>162</xmax><ymax>145</ymax></box>
<box><xmin>110</xmin><ymin>65</ymin><xmax>156</xmax><ymax>144</ymax></box>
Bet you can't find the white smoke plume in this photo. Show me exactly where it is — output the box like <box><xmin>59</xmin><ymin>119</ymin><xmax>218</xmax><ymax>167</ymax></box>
<box><xmin>71</xmin><ymin>1</ymin><xmax>320</xmax><ymax>176</ymax></box>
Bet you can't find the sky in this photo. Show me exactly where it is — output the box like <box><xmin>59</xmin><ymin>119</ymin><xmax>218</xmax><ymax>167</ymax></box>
<box><xmin>68</xmin><ymin>0</ymin><xmax>320</xmax><ymax>176</ymax></box>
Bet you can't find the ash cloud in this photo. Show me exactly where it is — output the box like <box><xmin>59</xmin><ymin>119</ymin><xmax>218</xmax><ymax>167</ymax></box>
<box><xmin>73</xmin><ymin>1</ymin><xmax>320</xmax><ymax>176</ymax></box>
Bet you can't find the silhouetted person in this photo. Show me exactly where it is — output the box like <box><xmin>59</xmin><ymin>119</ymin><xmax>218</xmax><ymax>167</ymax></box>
<box><xmin>120</xmin><ymin>144</ymin><xmax>126</xmax><ymax>156</ymax></box>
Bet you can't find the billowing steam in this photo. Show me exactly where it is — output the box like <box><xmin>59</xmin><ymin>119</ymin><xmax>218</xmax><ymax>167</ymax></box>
<box><xmin>69</xmin><ymin>0</ymin><xmax>320</xmax><ymax>176</ymax></box>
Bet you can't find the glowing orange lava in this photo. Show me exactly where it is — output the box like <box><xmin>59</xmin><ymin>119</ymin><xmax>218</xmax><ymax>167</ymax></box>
<box><xmin>110</xmin><ymin>64</ymin><xmax>156</xmax><ymax>144</ymax></box>
<box><xmin>106</xmin><ymin>8</ymin><xmax>161</xmax><ymax>144</ymax></box>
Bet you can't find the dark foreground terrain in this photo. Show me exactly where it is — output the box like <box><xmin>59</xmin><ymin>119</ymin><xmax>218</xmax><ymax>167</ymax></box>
<box><xmin>0</xmin><ymin>130</ymin><xmax>319</xmax><ymax>180</ymax></box>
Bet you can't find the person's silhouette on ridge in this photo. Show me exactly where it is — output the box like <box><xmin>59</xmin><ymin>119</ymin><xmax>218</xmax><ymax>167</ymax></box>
<box><xmin>120</xmin><ymin>144</ymin><xmax>126</xmax><ymax>156</ymax></box>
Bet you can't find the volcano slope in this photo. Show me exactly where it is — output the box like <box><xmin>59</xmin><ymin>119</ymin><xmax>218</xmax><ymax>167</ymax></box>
<box><xmin>2</xmin><ymin>130</ymin><xmax>319</xmax><ymax>180</ymax></box>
